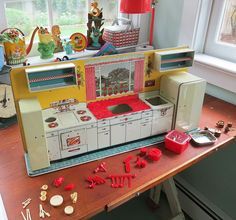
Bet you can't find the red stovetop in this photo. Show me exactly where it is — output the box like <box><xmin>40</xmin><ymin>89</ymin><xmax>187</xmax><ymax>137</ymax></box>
<box><xmin>87</xmin><ymin>94</ymin><xmax>151</xmax><ymax>120</ymax></box>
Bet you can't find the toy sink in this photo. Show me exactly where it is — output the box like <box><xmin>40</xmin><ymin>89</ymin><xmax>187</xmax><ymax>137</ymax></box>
<box><xmin>108</xmin><ymin>104</ymin><xmax>133</xmax><ymax>114</ymax></box>
<box><xmin>145</xmin><ymin>96</ymin><xmax>168</xmax><ymax>106</ymax></box>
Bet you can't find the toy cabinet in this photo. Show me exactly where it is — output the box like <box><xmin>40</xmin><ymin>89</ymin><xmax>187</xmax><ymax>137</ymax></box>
<box><xmin>25</xmin><ymin>63</ymin><xmax>77</xmax><ymax>92</ymax></box>
<box><xmin>151</xmin><ymin>107</ymin><xmax>174</xmax><ymax>135</ymax></box>
<box><xmin>46</xmin><ymin>132</ymin><xmax>61</xmax><ymax>161</ymax></box>
<box><xmin>97</xmin><ymin>120</ymin><xmax>111</xmax><ymax>149</ymax></box>
<box><xmin>110</xmin><ymin>123</ymin><xmax>126</xmax><ymax>145</ymax></box>
<box><xmin>86</xmin><ymin>123</ymin><xmax>98</xmax><ymax>151</ymax></box>
<box><xmin>154</xmin><ymin>48</ymin><xmax>194</xmax><ymax>72</ymax></box>
<box><xmin>19</xmin><ymin>98</ymin><xmax>50</xmax><ymax>170</ymax></box>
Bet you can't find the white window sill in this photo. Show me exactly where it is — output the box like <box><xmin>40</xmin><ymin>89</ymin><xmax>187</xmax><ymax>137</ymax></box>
<box><xmin>194</xmin><ymin>53</ymin><xmax>236</xmax><ymax>77</ymax></box>
<box><xmin>190</xmin><ymin>53</ymin><xmax>236</xmax><ymax>94</ymax></box>
<box><xmin>11</xmin><ymin>43</ymin><xmax>149</xmax><ymax>68</ymax></box>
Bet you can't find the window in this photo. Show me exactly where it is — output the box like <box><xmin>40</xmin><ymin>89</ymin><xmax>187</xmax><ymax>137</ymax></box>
<box><xmin>204</xmin><ymin>0</ymin><xmax>236</xmax><ymax>62</ymax></box>
<box><xmin>0</xmin><ymin>0</ymin><xmax>118</xmax><ymax>42</ymax></box>
<box><xmin>95</xmin><ymin>61</ymin><xmax>135</xmax><ymax>97</ymax></box>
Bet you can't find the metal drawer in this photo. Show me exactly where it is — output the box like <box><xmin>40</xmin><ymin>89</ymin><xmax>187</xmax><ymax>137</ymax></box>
<box><xmin>140</xmin><ymin>117</ymin><xmax>152</xmax><ymax>123</ymax></box>
<box><xmin>98</xmin><ymin>126</ymin><xmax>110</xmax><ymax>133</ymax></box>
<box><xmin>98</xmin><ymin>120</ymin><xmax>110</xmax><ymax>127</ymax></box>
<box><xmin>86</xmin><ymin>123</ymin><xmax>97</xmax><ymax>129</ymax></box>
<box><xmin>142</xmin><ymin>110</ymin><xmax>153</xmax><ymax>118</ymax></box>
<box><xmin>46</xmin><ymin>131</ymin><xmax>59</xmax><ymax>138</ymax></box>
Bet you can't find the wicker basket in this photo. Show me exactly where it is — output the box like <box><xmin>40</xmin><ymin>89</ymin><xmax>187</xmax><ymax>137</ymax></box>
<box><xmin>103</xmin><ymin>18</ymin><xmax>140</xmax><ymax>48</ymax></box>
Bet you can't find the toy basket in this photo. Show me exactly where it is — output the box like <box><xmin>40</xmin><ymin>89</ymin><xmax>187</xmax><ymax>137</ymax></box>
<box><xmin>103</xmin><ymin>18</ymin><xmax>140</xmax><ymax>48</ymax></box>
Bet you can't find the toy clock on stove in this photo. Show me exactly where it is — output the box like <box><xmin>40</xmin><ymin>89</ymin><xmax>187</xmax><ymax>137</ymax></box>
<box><xmin>0</xmin><ymin>66</ymin><xmax>16</xmax><ymax>128</ymax></box>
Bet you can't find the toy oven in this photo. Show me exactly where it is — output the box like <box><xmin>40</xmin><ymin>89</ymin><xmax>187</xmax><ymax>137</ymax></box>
<box><xmin>60</xmin><ymin>128</ymin><xmax>86</xmax><ymax>151</ymax></box>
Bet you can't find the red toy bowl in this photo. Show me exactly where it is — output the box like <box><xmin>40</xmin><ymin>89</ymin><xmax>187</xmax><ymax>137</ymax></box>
<box><xmin>165</xmin><ymin>130</ymin><xmax>191</xmax><ymax>154</ymax></box>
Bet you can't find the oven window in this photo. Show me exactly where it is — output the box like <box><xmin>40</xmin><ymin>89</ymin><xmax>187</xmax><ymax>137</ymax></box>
<box><xmin>66</xmin><ymin>136</ymin><xmax>81</xmax><ymax>147</ymax></box>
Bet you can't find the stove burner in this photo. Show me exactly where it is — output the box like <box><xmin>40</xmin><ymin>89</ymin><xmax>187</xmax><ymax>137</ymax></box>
<box><xmin>77</xmin><ymin>110</ymin><xmax>86</xmax><ymax>115</ymax></box>
<box><xmin>48</xmin><ymin>122</ymin><xmax>58</xmax><ymax>128</ymax></box>
<box><xmin>45</xmin><ymin>117</ymin><xmax>57</xmax><ymax>123</ymax></box>
<box><xmin>80</xmin><ymin>116</ymin><xmax>92</xmax><ymax>121</ymax></box>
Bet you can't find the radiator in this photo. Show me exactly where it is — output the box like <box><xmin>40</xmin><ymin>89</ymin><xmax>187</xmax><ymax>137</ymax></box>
<box><xmin>174</xmin><ymin>176</ymin><xmax>232</xmax><ymax>220</ymax></box>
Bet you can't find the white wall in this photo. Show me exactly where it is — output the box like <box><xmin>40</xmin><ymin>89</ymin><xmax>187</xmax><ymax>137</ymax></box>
<box><xmin>153</xmin><ymin>0</ymin><xmax>184</xmax><ymax>49</ymax></box>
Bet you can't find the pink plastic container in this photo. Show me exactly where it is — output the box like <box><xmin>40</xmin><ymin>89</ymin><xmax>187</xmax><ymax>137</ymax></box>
<box><xmin>165</xmin><ymin>130</ymin><xmax>191</xmax><ymax>154</ymax></box>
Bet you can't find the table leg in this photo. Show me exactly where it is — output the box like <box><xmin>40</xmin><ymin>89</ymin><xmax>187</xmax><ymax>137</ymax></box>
<box><xmin>149</xmin><ymin>177</ymin><xmax>185</xmax><ymax>220</ymax></box>
<box><xmin>149</xmin><ymin>184</ymin><xmax>162</xmax><ymax>205</ymax></box>
<box><xmin>163</xmin><ymin>178</ymin><xmax>185</xmax><ymax>220</ymax></box>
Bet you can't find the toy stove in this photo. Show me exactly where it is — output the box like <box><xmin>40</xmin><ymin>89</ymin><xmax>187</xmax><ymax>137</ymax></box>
<box><xmin>43</xmin><ymin>104</ymin><xmax>96</xmax><ymax>131</ymax></box>
<box><xmin>42</xmin><ymin>103</ymin><xmax>97</xmax><ymax>161</ymax></box>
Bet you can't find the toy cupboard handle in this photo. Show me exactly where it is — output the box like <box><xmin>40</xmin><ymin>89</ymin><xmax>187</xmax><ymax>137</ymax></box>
<box><xmin>1</xmin><ymin>28</ymin><xmax>25</xmax><ymax>37</ymax></box>
<box><xmin>112</xmin><ymin>17</ymin><xmax>134</xmax><ymax>31</ymax></box>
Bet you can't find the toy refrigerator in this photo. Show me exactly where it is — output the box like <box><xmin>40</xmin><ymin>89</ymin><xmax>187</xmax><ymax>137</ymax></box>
<box><xmin>160</xmin><ymin>72</ymin><xmax>206</xmax><ymax>131</ymax></box>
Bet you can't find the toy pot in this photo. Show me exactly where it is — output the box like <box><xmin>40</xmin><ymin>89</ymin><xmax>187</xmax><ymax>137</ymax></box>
<box><xmin>1</xmin><ymin>27</ymin><xmax>38</xmax><ymax>65</ymax></box>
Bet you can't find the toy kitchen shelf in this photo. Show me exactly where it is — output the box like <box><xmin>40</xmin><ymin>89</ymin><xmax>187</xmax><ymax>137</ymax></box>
<box><xmin>154</xmin><ymin>48</ymin><xmax>194</xmax><ymax>72</ymax></box>
<box><xmin>25</xmin><ymin>63</ymin><xmax>77</xmax><ymax>92</ymax></box>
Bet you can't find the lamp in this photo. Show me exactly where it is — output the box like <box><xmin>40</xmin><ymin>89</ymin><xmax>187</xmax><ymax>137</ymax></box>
<box><xmin>120</xmin><ymin>0</ymin><xmax>152</xmax><ymax>14</ymax></box>
<box><xmin>119</xmin><ymin>0</ymin><xmax>157</xmax><ymax>46</ymax></box>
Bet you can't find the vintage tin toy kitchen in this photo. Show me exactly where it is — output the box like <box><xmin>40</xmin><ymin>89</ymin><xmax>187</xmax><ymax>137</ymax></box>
<box><xmin>10</xmin><ymin>46</ymin><xmax>206</xmax><ymax>174</ymax></box>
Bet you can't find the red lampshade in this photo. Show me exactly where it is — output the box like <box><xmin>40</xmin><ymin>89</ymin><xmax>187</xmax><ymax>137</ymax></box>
<box><xmin>120</xmin><ymin>0</ymin><xmax>152</xmax><ymax>14</ymax></box>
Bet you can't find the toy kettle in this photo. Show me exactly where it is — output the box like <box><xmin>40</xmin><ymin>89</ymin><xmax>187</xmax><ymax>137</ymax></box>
<box><xmin>1</xmin><ymin>27</ymin><xmax>39</xmax><ymax>65</ymax></box>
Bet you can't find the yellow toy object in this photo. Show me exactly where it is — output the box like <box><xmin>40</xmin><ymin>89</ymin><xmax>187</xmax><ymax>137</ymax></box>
<box><xmin>90</xmin><ymin>1</ymin><xmax>101</xmax><ymax>17</ymax></box>
<box><xmin>51</xmin><ymin>25</ymin><xmax>64</xmax><ymax>53</ymax></box>
<box><xmin>1</xmin><ymin>27</ymin><xmax>38</xmax><ymax>65</ymax></box>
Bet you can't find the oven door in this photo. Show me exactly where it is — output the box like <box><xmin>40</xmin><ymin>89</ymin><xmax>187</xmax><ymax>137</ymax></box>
<box><xmin>60</xmin><ymin>128</ymin><xmax>87</xmax><ymax>156</ymax></box>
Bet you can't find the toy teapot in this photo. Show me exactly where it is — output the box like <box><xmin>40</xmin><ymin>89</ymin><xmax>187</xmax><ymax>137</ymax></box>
<box><xmin>0</xmin><ymin>27</ymin><xmax>39</xmax><ymax>65</ymax></box>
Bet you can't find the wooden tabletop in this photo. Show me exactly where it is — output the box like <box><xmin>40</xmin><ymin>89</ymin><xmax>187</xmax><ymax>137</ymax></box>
<box><xmin>0</xmin><ymin>95</ymin><xmax>235</xmax><ymax>220</ymax></box>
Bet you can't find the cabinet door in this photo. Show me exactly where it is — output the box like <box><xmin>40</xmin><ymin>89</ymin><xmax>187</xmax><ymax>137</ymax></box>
<box><xmin>140</xmin><ymin>122</ymin><xmax>152</xmax><ymax>138</ymax></box>
<box><xmin>46</xmin><ymin>136</ymin><xmax>61</xmax><ymax>161</ymax></box>
<box><xmin>126</xmin><ymin>120</ymin><xmax>141</xmax><ymax>142</ymax></box>
<box><xmin>111</xmin><ymin>123</ymin><xmax>126</xmax><ymax>146</ymax></box>
<box><xmin>98</xmin><ymin>131</ymin><xmax>110</xmax><ymax>149</ymax></box>
<box><xmin>151</xmin><ymin>116</ymin><xmax>172</xmax><ymax>135</ymax></box>
<box><xmin>87</xmin><ymin>127</ymin><xmax>98</xmax><ymax>152</ymax></box>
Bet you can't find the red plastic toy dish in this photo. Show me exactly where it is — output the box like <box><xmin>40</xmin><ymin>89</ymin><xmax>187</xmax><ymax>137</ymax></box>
<box><xmin>165</xmin><ymin>130</ymin><xmax>191</xmax><ymax>154</ymax></box>
<box><xmin>147</xmin><ymin>148</ymin><xmax>162</xmax><ymax>161</ymax></box>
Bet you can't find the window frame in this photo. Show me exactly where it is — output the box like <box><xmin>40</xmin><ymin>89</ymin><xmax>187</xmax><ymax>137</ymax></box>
<box><xmin>204</xmin><ymin>0</ymin><xmax>236</xmax><ymax>62</ymax></box>
<box><xmin>179</xmin><ymin>0</ymin><xmax>236</xmax><ymax>95</ymax></box>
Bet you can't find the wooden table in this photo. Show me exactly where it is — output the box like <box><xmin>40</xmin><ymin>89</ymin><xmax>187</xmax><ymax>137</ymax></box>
<box><xmin>0</xmin><ymin>95</ymin><xmax>235</xmax><ymax>219</ymax></box>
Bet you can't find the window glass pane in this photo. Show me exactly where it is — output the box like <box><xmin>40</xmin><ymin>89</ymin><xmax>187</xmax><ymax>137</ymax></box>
<box><xmin>52</xmin><ymin>0</ymin><xmax>88</xmax><ymax>37</ymax></box>
<box><xmin>95</xmin><ymin>0</ymin><xmax>118</xmax><ymax>25</ymax></box>
<box><xmin>52</xmin><ymin>0</ymin><xmax>118</xmax><ymax>38</ymax></box>
<box><xmin>4</xmin><ymin>0</ymin><xmax>49</xmax><ymax>41</ymax></box>
<box><xmin>218</xmin><ymin>0</ymin><xmax>236</xmax><ymax>45</ymax></box>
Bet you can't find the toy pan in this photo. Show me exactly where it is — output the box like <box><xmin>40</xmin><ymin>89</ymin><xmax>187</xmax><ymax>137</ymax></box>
<box><xmin>189</xmin><ymin>130</ymin><xmax>217</xmax><ymax>146</ymax></box>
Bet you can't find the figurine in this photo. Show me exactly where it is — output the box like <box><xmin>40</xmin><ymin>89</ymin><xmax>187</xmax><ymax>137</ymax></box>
<box><xmin>63</xmin><ymin>39</ymin><xmax>73</xmax><ymax>55</ymax></box>
<box><xmin>90</xmin><ymin>27</ymin><xmax>101</xmax><ymax>48</ymax></box>
<box><xmin>38</xmin><ymin>27</ymin><xmax>55</xmax><ymax>59</ymax></box>
<box><xmin>51</xmin><ymin>25</ymin><xmax>64</xmax><ymax>53</ymax></box>
<box><xmin>87</xmin><ymin>1</ymin><xmax>105</xmax><ymax>50</ymax></box>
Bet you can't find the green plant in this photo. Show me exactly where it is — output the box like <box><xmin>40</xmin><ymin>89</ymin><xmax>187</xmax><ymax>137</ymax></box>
<box><xmin>5</xmin><ymin>8</ymin><xmax>31</xmax><ymax>36</ymax></box>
